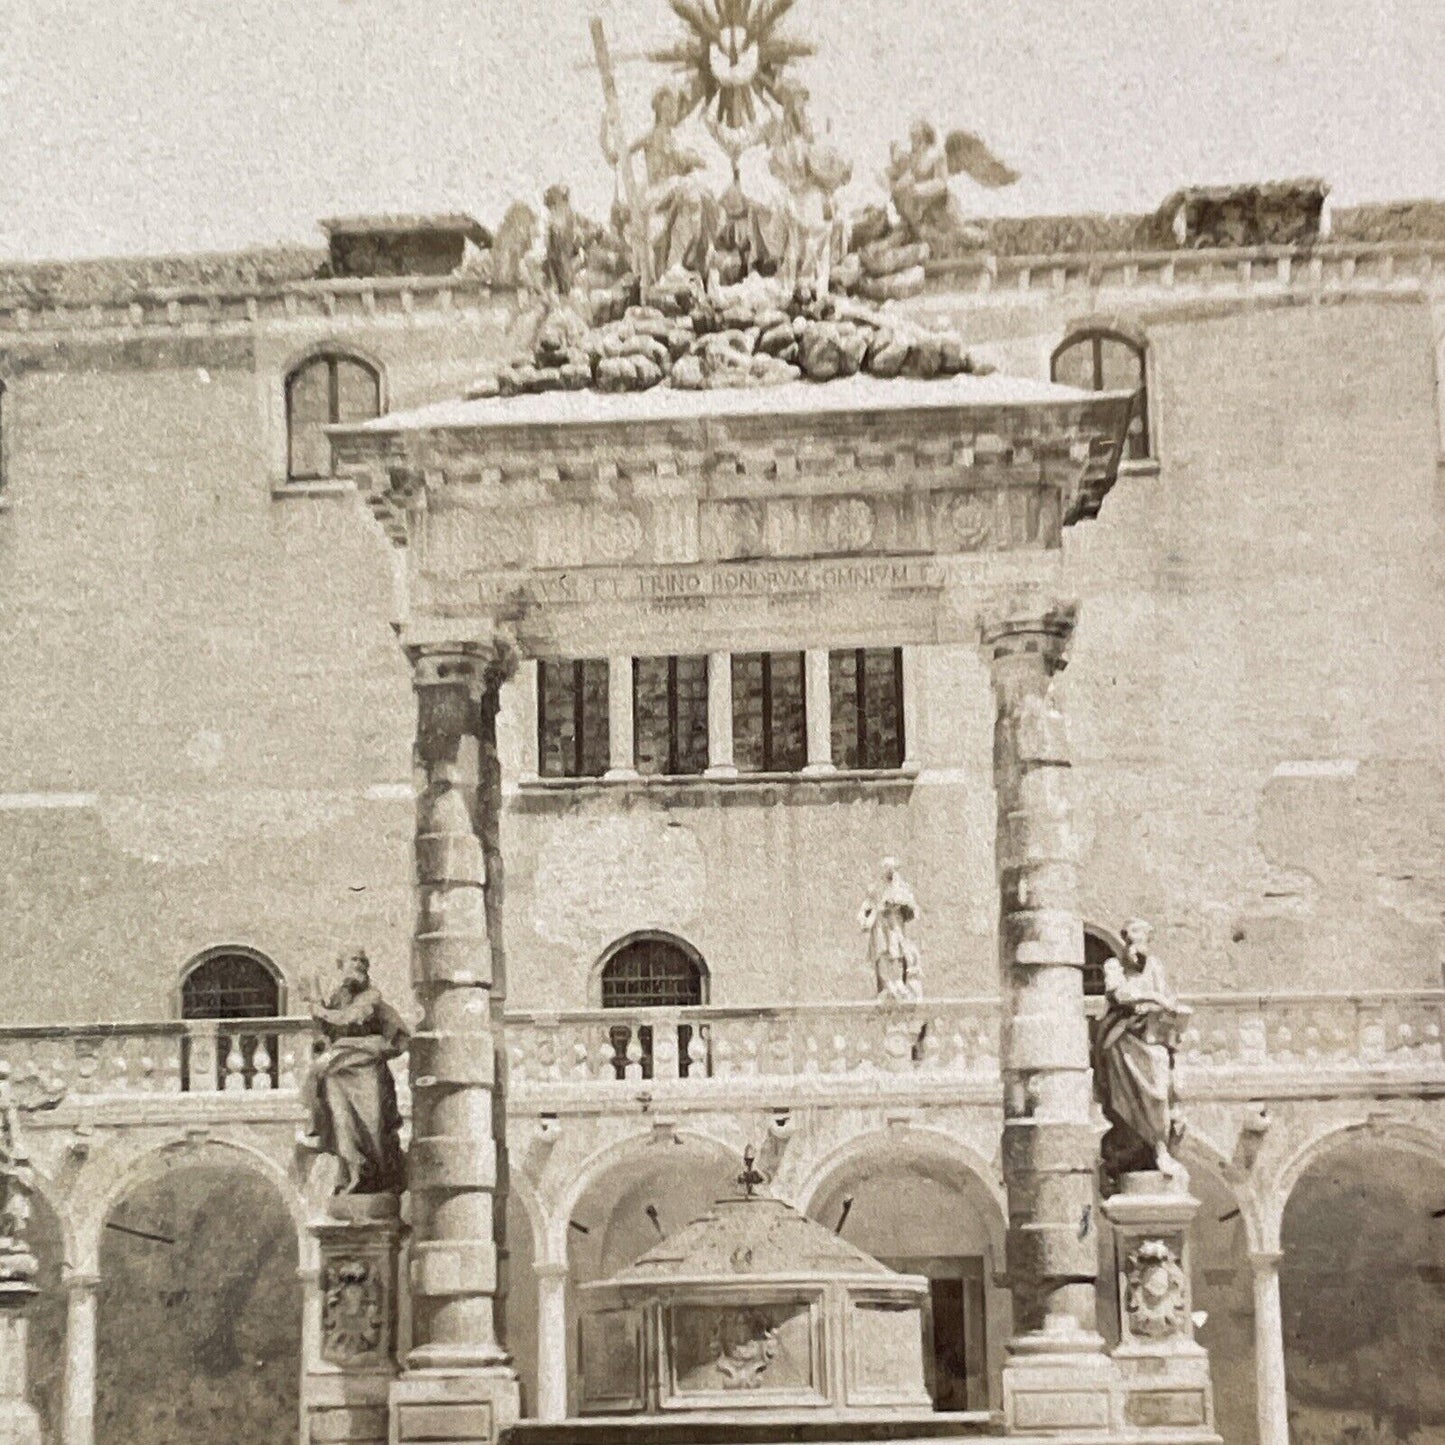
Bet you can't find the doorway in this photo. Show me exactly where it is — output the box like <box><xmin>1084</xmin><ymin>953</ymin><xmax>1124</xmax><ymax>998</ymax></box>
<box><xmin>879</xmin><ymin>1256</ymin><xmax>988</xmax><ymax>1411</ymax></box>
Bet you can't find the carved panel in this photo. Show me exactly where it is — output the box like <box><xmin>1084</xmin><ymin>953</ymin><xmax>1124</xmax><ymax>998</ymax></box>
<box><xmin>321</xmin><ymin>1256</ymin><xmax>389</xmax><ymax>1366</ymax></box>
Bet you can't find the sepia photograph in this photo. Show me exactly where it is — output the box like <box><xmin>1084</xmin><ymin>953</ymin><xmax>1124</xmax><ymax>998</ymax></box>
<box><xmin>0</xmin><ymin>2</ymin><xmax>1443</xmax><ymax>1443</ymax></box>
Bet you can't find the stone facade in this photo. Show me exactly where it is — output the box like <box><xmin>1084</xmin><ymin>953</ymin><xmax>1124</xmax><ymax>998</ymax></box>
<box><xmin>0</xmin><ymin>212</ymin><xmax>1444</xmax><ymax>1444</ymax></box>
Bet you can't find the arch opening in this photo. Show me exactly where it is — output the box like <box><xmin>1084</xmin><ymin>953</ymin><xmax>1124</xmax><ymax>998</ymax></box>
<box><xmin>802</xmin><ymin>1135</ymin><xmax>1008</xmax><ymax>1415</ymax></box>
<box><xmin>95</xmin><ymin>1160</ymin><xmax>301</xmax><ymax>1445</ymax></box>
<box><xmin>1280</xmin><ymin>1137</ymin><xmax>1445</xmax><ymax>1443</ymax></box>
<box><xmin>562</xmin><ymin>1134</ymin><xmax>739</xmax><ymax>1417</ymax></box>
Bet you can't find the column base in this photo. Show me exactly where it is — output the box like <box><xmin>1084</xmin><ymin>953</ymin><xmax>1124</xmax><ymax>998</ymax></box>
<box><xmin>1003</xmin><ymin>1322</ymin><xmax>1113</xmax><ymax>1436</ymax></box>
<box><xmin>389</xmin><ymin>1367</ymin><xmax>521</xmax><ymax>1445</ymax></box>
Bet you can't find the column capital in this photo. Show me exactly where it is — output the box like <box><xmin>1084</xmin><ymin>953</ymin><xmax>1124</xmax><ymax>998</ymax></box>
<box><xmin>407</xmin><ymin>635</ymin><xmax>519</xmax><ymax>694</ymax></box>
<box><xmin>980</xmin><ymin>603</ymin><xmax>1077</xmax><ymax>673</ymax></box>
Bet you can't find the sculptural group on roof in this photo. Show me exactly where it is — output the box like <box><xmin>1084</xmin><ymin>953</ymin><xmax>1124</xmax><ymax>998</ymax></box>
<box><xmin>468</xmin><ymin>0</ymin><xmax>1021</xmax><ymax>399</ymax></box>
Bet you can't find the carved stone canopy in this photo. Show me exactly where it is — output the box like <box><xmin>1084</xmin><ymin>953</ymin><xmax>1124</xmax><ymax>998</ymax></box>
<box><xmin>331</xmin><ymin>374</ymin><xmax>1132</xmax><ymax>657</ymax></box>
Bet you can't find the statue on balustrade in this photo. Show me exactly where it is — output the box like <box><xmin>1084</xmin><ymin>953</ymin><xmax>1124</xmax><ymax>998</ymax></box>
<box><xmin>298</xmin><ymin>949</ymin><xmax>410</xmax><ymax>1196</ymax></box>
<box><xmin>859</xmin><ymin>857</ymin><xmax>924</xmax><ymax>1002</ymax></box>
<box><xmin>1093</xmin><ymin>918</ymin><xmax>1192</xmax><ymax>1186</ymax></box>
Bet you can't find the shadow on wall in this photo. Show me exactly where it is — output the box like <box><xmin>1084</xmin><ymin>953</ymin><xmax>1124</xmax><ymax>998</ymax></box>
<box><xmin>1282</xmin><ymin>1142</ymin><xmax>1445</xmax><ymax>1445</ymax></box>
<box><xmin>26</xmin><ymin>1194</ymin><xmax>66</xmax><ymax>1445</ymax></box>
<box><xmin>95</xmin><ymin>1165</ymin><xmax>301</xmax><ymax>1445</ymax></box>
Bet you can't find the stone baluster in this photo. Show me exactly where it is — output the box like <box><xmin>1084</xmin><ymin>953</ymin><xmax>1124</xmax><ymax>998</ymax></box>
<box><xmin>252</xmin><ymin>1034</ymin><xmax>273</xmax><ymax>1091</ymax></box>
<box><xmin>186</xmin><ymin>1021</ymin><xmax>219</xmax><ymax>1093</ymax></box>
<box><xmin>651</xmin><ymin>1013</ymin><xmax>682</xmax><ymax>1081</ymax></box>
<box><xmin>61</xmin><ymin>1272</ymin><xmax>99</xmax><ymax>1445</ymax></box>
<box><xmin>389</xmin><ymin>639</ymin><xmax>520</xmax><ymax>1444</ymax></box>
<box><xmin>223</xmin><ymin>1033</ymin><xmax>247</xmax><ymax>1091</ymax></box>
<box><xmin>1250</xmin><ymin>1250</ymin><xmax>1290</xmax><ymax>1445</ymax></box>
<box><xmin>982</xmin><ymin>606</ymin><xmax>1111</xmax><ymax>1430</ymax></box>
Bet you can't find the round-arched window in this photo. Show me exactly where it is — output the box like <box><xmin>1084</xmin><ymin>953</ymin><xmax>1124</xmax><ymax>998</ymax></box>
<box><xmin>598</xmin><ymin>934</ymin><xmax>708</xmax><ymax>1080</ymax></box>
<box><xmin>1051</xmin><ymin>330</ymin><xmax>1150</xmax><ymax>461</ymax></box>
<box><xmin>179</xmin><ymin>949</ymin><xmax>284</xmax><ymax>1091</ymax></box>
<box><xmin>284</xmin><ymin>352</ymin><xmax>382</xmax><ymax>481</ymax></box>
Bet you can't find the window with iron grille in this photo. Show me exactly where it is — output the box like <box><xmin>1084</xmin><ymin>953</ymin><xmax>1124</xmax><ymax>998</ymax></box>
<box><xmin>828</xmin><ymin>647</ymin><xmax>905</xmax><ymax>770</ymax></box>
<box><xmin>537</xmin><ymin>657</ymin><xmax>609</xmax><ymax>778</ymax></box>
<box><xmin>1051</xmin><ymin>331</ymin><xmax>1150</xmax><ymax>461</ymax></box>
<box><xmin>601</xmin><ymin>935</ymin><xmax>707</xmax><ymax>1080</ymax></box>
<box><xmin>633</xmin><ymin>655</ymin><xmax>709</xmax><ymax>776</ymax></box>
<box><xmin>285</xmin><ymin>352</ymin><xmax>382</xmax><ymax>481</ymax></box>
<box><xmin>732</xmin><ymin>651</ymin><xmax>806</xmax><ymax>773</ymax></box>
<box><xmin>179</xmin><ymin>951</ymin><xmax>283</xmax><ymax>1090</ymax></box>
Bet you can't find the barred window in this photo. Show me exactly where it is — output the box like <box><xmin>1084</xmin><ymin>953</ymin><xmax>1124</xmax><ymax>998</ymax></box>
<box><xmin>600</xmin><ymin>934</ymin><xmax>707</xmax><ymax>1081</ymax></box>
<box><xmin>829</xmin><ymin>647</ymin><xmax>905</xmax><ymax>770</ymax></box>
<box><xmin>285</xmin><ymin>352</ymin><xmax>382</xmax><ymax>480</ymax></box>
<box><xmin>181</xmin><ymin>952</ymin><xmax>282</xmax><ymax>1019</ymax></box>
<box><xmin>537</xmin><ymin>658</ymin><xmax>609</xmax><ymax>778</ymax></box>
<box><xmin>1051</xmin><ymin>330</ymin><xmax>1150</xmax><ymax>461</ymax></box>
<box><xmin>732</xmin><ymin>651</ymin><xmax>806</xmax><ymax>773</ymax></box>
<box><xmin>634</xmin><ymin>655</ymin><xmax>708</xmax><ymax>776</ymax></box>
<box><xmin>179</xmin><ymin>949</ymin><xmax>283</xmax><ymax>1091</ymax></box>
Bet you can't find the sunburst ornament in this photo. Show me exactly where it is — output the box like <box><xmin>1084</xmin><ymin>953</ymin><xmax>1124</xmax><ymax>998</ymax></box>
<box><xmin>650</xmin><ymin>0</ymin><xmax>815</xmax><ymax>131</ymax></box>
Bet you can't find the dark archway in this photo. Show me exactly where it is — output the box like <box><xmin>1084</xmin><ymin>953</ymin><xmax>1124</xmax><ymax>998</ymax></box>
<box><xmin>1280</xmin><ymin>1138</ymin><xmax>1445</xmax><ymax>1441</ymax></box>
<box><xmin>96</xmin><ymin>1162</ymin><xmax>301</xmax><ymax>1445</ymax></box>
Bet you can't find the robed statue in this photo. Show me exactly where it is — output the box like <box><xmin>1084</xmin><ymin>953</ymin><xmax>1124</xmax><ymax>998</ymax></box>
<box><xmin>859</xmin><ymin>858</ymin><xmax>923</xmax><ymax>1002</ymax></box>
<box><xmin>1093</xmin><ymin>919</ymin><xmax>1192</xmax><ymax>1184</ymax></box>
<box><xmin>299</xmin><ymin>949</ymin><xmax>409</xmax><ymax>1196</ymax></box>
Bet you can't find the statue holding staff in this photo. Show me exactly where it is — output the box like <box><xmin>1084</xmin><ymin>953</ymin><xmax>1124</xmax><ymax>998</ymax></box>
<box><xmin>298</xmin><ymin>949</ymin><xmax>410</xmax><ymax>1197</ymax></box>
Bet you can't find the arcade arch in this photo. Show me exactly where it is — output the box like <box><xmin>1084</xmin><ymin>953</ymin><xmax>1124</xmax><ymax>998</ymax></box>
<box><xmin>1278</xmin><ymin>1132</ymin><xmax>1445</xmax><ymax>1443</ymax></box>
<box><xmin>798</xmin><ymin>1129</ymin><xmax>1008</xmax><ymax>1414</ymax></box>
<box><xmin>547</xmin><ymin>1130</ymin><xmax>740</xmax><ymax>1419</ymax></box>
<box><xmin>90</xmin><ymin>1147</ymin><xmax>304</xmax><ymax>1445</ymax></box>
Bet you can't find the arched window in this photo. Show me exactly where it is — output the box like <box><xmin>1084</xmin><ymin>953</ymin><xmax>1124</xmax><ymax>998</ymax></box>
<box><xmin>284</xmin><ymin>352</ymin><xmax>381</xmax><ymax>481</ymax></box>
<box><xmin>179</xmin><ymin>948</ymin><xmax>284</xmax><ymax>1090</ymax></box>
<box><xmin>1051</xmin><ymin>331</ymin><xmax>1150</xmax><ymax>462</ymax></box>
<box><xmin>1082</xmin><ymin>927</ymin><xmax>1121</xmax><ymax>1000</ymax></box>
<box><xmin>599</xmin><ymin>934</ymin><xmax>708</xmax><ymax>1080</ymax></box>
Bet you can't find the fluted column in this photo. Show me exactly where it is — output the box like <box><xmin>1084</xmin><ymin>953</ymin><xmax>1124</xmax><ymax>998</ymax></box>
<box><xmin>61</xmin><ymin>1272</ymin><xmax>99</xmax><ymax>1445</ymax></box>
<box><xmin>533</xmin><ymin>1263</ymin><xmax>570</xmax><ymax>1422</ymax></box>
<box><xmin>982</xmin><ymin>605</ymin><xmax>1110</xmax><ymax>1430</ymax></box>
<box><xmin>391</xmin><ymin>639</ymin><xmax>521</xmax><ymax>1443</ymax></box>
<box><xmin>1250</xmin><ymin>1250</ymin><xmax>1290</xmax><ymax>1445</ymax></box>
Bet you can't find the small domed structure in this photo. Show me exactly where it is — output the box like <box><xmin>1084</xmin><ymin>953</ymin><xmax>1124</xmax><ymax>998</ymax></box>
<box><xmin>578</xmin><ymin>1191</ymin><xmax>933</xmax><ymax>1420</ymax></box>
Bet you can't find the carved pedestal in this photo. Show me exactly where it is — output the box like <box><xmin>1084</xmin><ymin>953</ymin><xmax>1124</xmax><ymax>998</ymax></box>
<box><xmin>0</xmin><ymin>1268</ymin><xmax>41</xmax><ymax>1445</ymax></box>
<box><xmin>305</xmin><ymin>1198</ymin><xmax>403</xmax><ymax>1445</ymax></box>
<box><xmin>1101</xmin><ymin>1174</ymin><xmax>1218</xmax><ymax>1440</ymax></box>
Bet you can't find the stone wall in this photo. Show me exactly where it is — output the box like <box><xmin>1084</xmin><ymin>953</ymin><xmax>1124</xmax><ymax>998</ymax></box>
<box><xmin>1</xmin><ymin>283</ymin><xmax>1441</xmax><ymax>1025</ymax></box>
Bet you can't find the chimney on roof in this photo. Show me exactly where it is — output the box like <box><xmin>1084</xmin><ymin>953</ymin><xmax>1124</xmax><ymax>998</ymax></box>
<box><xmin>1157</xmin><ymin>179</ymin><xmax>1330</xmax><ymax>250</ymax></box>
<box><xmin>319</xmin><ymin>214</ymin><xmax>494</xmax><ymax>279</ymax></box>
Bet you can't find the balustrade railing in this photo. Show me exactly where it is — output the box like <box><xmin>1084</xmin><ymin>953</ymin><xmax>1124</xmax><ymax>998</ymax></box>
<box><xmin>0</xmin><ymin>992</ymin><xmax>1438</xmax><ymax>1110</ymax></box>
<box><xmin>0</xmin><ymin>1018</ymin><xmax>317</xmax><ymax>1098</ymax></box>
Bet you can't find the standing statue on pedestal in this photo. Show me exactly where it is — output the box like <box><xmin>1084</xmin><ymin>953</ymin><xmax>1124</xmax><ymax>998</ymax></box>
<box><xmin>1093</xmin><ymin>919</ymin><xmax>1192</xmax><ymax>1185</ymax></box>
<box><xmin>859</xmin><ymin>858</ymin><xmax>923</xmax><ymax>1001</ymax></box>
<box><xmin>299</xmin><ymin>949</ymin><xmax>410</xmax><ymax>1196</ymax></box>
